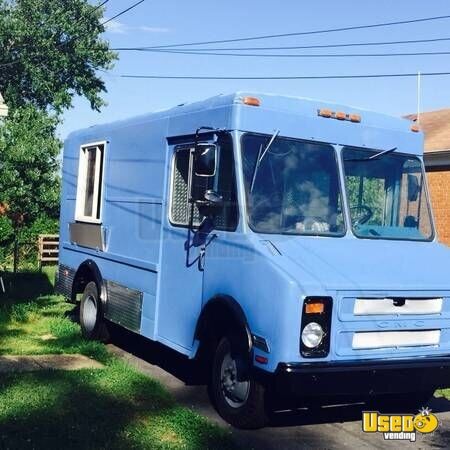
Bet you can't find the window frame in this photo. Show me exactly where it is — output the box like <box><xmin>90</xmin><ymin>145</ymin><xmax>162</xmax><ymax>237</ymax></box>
<box><xmin>240</xmin><ymin>132</ymin><xmax>347</xmax><ymax>238</ymax></box>
<box><xmin>341</xmin><ymin>146</ymin><xmax>435</xmax><ymax>242</ymax></box>
<box><xmin>75</xmin><ymin>141</ymin><xmax>106</xmax><ymax>224</ymax></box>
<box><xmin>168</xmin><ymin>139</ymin><xmax>240</xmax><ymax>232</ymax></box>
<box><xmin>168</xmin><ymin>144</ymin><xmax>196</xmax><ymax>227</ymax></box>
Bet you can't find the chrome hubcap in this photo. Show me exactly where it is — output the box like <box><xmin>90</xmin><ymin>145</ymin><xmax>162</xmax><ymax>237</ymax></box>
<box><xmin>83</xmin><ymin>295</ymin><xmax>97</xmax><ymax>332</ymax></box>
<box><xmin>220</xmin><ymin>352</ymin><xmax>250</xmax><ymax>408</ymax></box>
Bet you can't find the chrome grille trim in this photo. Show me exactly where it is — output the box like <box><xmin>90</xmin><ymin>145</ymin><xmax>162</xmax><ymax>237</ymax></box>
<box><xmin>354</xmin><ymin>297</ymin><xmax>443</xmax><ymax>316</ymax></box>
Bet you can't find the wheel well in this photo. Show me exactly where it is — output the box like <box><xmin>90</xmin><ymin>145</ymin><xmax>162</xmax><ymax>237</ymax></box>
<box><xmin>72</xmin><ymin>260</ymin><xmax>106</xmax><ymax>304</ymax></box>
<box><xmin>195</xmin><ymin>296</ymin><xmax>252</xmax><ymax>359</ymax></box>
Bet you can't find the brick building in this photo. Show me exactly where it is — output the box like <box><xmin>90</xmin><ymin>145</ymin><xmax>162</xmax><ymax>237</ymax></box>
<box><xmin>407</xmin><ymin>110</ymin><xmax>450</xmax><ymax>246</ymax></box>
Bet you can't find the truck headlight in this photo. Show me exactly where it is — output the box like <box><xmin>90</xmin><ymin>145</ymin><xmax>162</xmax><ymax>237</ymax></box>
<box><xmin>300</xmin><ymin>297</ymin><xmax>333</xmax><ymax>357</ymax></box>
<box><xmin>301</xmin><ymin>322</ymin><xmax>324</xmax><ymax>348</ymax></box>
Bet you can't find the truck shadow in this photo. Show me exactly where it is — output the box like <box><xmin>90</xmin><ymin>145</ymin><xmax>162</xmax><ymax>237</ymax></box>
<box><xmin>107</xmin><ymin>322</ymin><xmax>203</xmax><ymax>385</ymax></box>
<box><xmin>104</xmin><ymin>321</ymin><xmax>450</xmax><ymax>429</ymax></box>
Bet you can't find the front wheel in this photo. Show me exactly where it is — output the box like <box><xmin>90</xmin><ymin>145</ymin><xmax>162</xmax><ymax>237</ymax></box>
<box><xmin>79</xmin><ymin>281</ymin><xmax>109</xmax><ymax>342</ymax></box>
<box><xmin>210</xmin><ymin>336</ymin><xmax>267</xmax><ymax>429</ymax></box>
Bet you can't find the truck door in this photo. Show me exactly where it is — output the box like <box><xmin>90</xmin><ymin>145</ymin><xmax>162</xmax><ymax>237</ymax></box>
<box><xmin>157</xmin><ymin>133</ymin><xmax>239</xmax><ymax>352</ymax></box>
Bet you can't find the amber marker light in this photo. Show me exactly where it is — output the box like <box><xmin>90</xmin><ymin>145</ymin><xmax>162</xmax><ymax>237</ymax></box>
<box><xmin>242</xmin><ymin>96</ymin><xmax>261</xmax><ymax>107</ymax></box>
<box><xmin>411</xmin><ymin>123</ymin><xmax>420</xmax><ymax>132</ymax></box>
<box><xmin>349</xmin><ymin>114</ymin><xmax>362</xmax><ymax>123</ymax></box>
<box><xmin>318</xmin><ymin>108</ymin><xmax>333</xmax><ymax>118</ymax></box>
<box><xmin>305</xmin><ymin>301</ymin><xmax>325</xmax><ymax>314</ymax></box>
<box><xmin>335</xmin><ymin>111</ymin><xmax>347</xmax><ymax>120</ymax></box>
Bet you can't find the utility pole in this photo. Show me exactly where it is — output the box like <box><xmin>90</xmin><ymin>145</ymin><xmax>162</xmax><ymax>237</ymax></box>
<box><xmin>417</xmin><ymin>71</ymin><xmax>421</xmax><ymax>124</ymax></box>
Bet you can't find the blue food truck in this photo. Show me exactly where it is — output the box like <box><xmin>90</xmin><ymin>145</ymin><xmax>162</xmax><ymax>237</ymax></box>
<box><xmin>56</xmin><ymin>92</ymin><xmax>450</xmax><ymax>428</ymax></box>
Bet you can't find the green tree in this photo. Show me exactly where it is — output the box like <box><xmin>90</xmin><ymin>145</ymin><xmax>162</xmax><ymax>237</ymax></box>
<box><xmin>0</xmin><ymin>106</ymin><xmax>61</xmax><ymax>271</ymax></box>
<box><xmin>0</xmin><ymin>0</ymin><xmax>116</xmax><ymax>112</ymax></box>
<box><xmin>0</xmin><ymin>0</ymin><xmax>117</xmax><ymax>270</ymax></box>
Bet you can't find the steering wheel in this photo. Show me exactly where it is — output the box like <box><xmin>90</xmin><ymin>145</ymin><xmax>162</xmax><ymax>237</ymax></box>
<box><xmin>351</xmin><ymin>205</ymin><xmax>373</xmax><ymax>226</ymax></box>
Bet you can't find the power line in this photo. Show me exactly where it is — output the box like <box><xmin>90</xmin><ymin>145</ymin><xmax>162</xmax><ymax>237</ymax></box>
<box><xmin>120</xmin><ymin>71</ymin><xmax>450</xmax><ymax>80</ymax></box>
<box><xmin>114</xmin><ymin>48</ymin><xmax>450</xmax><ymax>58</ymax></box>
<box><xmin>102</xmin><ymin>0</ymin><xmax>146</xmax><ymax>26</ymax></box>
<box><xmin>91</xmin><ymin>0</ymin><xmax>110</xmax><ymax>16</ymax></box>
<box><xmin>142</xmin><ymin>14</ymin><xmax>450</xmax><ymax>49</ymax></box>
<box><xmin>114</xmin><ymin>35</ymin><xmax>450</xmax><ymax>52</ymax></box>
<box><xmin>0</xmin><ymin>0</ymin><xmax>111</xmax><ymax>69</ymax></box>
<box><xmin>64</xmin><ymin>0</ymin><xmax>110</xmax><ymax>38</ymax></box>
<box><xmin>68</xmin><ymin>0</ymin><xmax>110</xmax><ymax>26</ymax></box>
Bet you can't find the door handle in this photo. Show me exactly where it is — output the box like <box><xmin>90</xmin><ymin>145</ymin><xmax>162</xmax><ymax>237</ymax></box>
<box><xmin>198</xmin><ymin>248</ymin><xmax>206</xmax><ymax>272</ymax></box>
<box><xmin>197</xmin><ymin>233</ymin><xmax>218</xmax><ymax>272</ymax></box>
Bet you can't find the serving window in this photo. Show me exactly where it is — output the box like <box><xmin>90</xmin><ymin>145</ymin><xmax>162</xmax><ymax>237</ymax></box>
<box><xmin>75</xmin><ymin>142</ymin><xmax>105</xmax><ymax>223</ymax></box>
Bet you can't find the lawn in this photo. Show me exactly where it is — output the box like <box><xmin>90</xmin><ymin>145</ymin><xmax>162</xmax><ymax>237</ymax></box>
<box><xmin>0</xmin><ymin>268</ymin><xmax>237</xmax><ymax>450</ymax></box>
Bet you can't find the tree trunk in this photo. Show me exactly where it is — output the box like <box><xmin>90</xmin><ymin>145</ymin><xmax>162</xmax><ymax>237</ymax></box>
<box><xmin>13</xmin><ymin>237</ymin><xmax>19</xmax><ymax>274</ymax></box>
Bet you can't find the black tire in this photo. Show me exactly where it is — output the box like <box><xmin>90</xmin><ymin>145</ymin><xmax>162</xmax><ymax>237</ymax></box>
<box><xmin>367</xmin><ymin>390</ymin><xmax>435</xmax><ymax>412</ymax></box>
<box><xmin>80</xmin><ymin>281</ymin><xmax>109</xmax><ymax>342</ymax></box>
<box><xmin>210</xmin><ymin>336</ymin><xmax>267</xmax><ymax>429</ymax></box>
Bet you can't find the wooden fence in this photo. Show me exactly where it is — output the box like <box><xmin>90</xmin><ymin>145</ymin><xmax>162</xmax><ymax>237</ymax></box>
<box><xmin>38</xmin><ymin>234</ymin><xmax>59</xmax><ymax>268</ymax></box>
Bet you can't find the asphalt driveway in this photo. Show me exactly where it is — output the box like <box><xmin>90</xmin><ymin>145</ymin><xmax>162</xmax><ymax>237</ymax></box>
<box><xmin>108</xmin><ymin>331</ymin><xmax>450</xmax><ymax>450</ymax></box>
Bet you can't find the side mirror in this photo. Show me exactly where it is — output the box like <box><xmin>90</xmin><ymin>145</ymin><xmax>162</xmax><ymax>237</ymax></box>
<box><xmin>196</xmin><ymin>190</ymin><xmax>223</xmax><ymax>220</ymax></box>
<box><xmin>204</xmin><ymin>189</ymin><xmax>223</xmax><ymax>206</ymax></box>
<box><xmin>407</xmin><ymin>174</ymin><xmax>420</xmax><ymax>202</ymax></box>
<box><xmin>194</xmin><ymin>144</ymin><xmax>217</xmax><ymax>177</ymax></box>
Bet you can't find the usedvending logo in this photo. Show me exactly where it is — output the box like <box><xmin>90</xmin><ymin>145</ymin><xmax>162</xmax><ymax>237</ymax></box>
<box><xmin>362</xmin><ymin>407</ymin><xmax>439</xmax><ymax>442</ymax></box>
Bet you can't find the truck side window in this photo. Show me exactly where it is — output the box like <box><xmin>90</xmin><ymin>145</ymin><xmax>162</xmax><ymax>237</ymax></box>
<box><xmin>75</xmin><ymin>143</ymin><xmax>105</xmax><ymax>222</ymax></box>
<box><xmin>170</xmin><ymin>136</ymin><xmax>238</xmax><ymax>231</ymax></box>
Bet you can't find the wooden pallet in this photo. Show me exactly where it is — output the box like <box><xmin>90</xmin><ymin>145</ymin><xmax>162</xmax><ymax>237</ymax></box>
<box><xmin>38</xmin><ymin>234</ymin><xmax>59</xmax><ymax>268</ymax></box>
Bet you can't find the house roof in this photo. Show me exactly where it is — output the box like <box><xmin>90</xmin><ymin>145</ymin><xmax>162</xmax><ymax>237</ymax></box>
<box><xmin>0</xmin><ymin>92</ymin><xmax>8</xmax><ymax>117</ymax></box>
<box><xmin>405</xmin><ymin>109</ymin><xmax>450</xmax><ymax>153</ymax></box>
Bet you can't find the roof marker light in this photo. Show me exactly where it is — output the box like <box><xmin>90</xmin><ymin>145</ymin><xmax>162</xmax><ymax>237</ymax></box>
<box><xmin>318</xmin><ymin>108</ymin><xmax>333</xmax><ymax>118</ymax></box>
<box><xmin>242</xmin><ymin>96</ymin><xmax>261</xmax><ymax>107</ymax></box>
<box><xmin>318</xmin><ymin>109</ymin><xmax>362</xmax><ymax>123</ymax></box>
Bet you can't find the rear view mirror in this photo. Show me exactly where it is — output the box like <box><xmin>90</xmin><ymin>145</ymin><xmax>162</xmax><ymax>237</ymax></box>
<box><xmin>194</xmin><ymin>144</ymin><xmax>217</xmax><ymax>177</ymax></box>
<box><xmin>407</xmin><ymin>174</ymin><xmax>420</xmax><ymax>202</ymax></box>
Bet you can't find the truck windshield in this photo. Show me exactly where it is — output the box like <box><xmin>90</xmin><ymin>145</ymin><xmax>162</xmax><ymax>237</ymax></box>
<box><xmin>342</xmin><ymin>147</ymin><xmax>434</xmax><ymax>241</ymax></box>
<box><xmin>241</xmin><ymin>134</ymin><xmax>345</xmax><ymax>236</ymax></box>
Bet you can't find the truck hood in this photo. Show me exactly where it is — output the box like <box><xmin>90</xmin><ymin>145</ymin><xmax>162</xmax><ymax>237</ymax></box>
<box><xmin>264</xmin><ymin>236</ymin><xmax>450</xmax><ymax>292</ymax></box>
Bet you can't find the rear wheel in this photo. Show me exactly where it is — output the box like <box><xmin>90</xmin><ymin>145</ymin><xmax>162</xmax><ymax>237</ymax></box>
<box><xmin>210</xmin><ymin>335</ymin><xmax>267</xmax><ymax>429</ymax></box>
<box><xmin>80</xmin><ymin>281</ymin><xmax>109</xmax><ymax>341</ymax></box>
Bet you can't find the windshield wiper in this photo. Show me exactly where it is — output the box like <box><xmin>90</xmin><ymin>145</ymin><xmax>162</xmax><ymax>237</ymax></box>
<box><xmin>250</xmin><ymin>129</ymin><xmax>280</xmax><ymax>192</ymax></box>
<box><xmin>344</xmin><ymin>147</ymin><xmax>397</xmax><ymax>162</ymax></box>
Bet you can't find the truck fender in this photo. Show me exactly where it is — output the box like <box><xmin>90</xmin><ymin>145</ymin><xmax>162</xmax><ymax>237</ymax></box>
<box><xmin>73</xmin><ymin>259</ymin><xmax>107</xmax><ymax>306</ymax></box>
<box><xmin>195</xmin><ymin>295</ymin><xmax>253</xmax><ymax>353</ymax></box>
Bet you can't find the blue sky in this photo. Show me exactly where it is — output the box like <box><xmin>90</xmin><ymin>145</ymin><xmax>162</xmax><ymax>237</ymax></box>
<box><xmin>59</xmin><ymin>0</ymin><xmax>450</xmax><ymax>138</ymax></box>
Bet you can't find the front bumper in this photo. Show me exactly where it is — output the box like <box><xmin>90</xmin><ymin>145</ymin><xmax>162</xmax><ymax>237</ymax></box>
<box><xmin>255</xmin><ymin>357</ymin><xmax>450</xmax><ymax>397</ymax></box>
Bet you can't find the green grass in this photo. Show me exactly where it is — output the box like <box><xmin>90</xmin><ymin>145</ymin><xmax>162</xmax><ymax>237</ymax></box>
<box><xmin>436</xmin><ymin>389</ymin><xmax>450</xmax><ymax>401</ymax></box>
<box><xmin>0</xmin><ymin>269</ymin><xmax>237</xmax><ymax>450</ymax></box>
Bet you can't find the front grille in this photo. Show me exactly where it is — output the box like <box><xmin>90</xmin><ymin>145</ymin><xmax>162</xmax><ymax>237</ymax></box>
<box><xmin>333</xmin><ymin>293</ymin><xmax>450</xmax><ymax>359</ymax></box>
